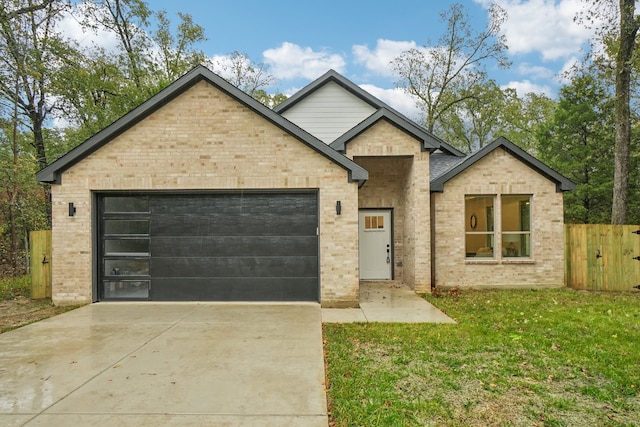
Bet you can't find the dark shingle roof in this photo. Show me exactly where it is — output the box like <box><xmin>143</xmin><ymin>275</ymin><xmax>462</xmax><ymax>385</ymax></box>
<box><xmin>430</xmin><ymin>153</ymin><xmax>467</xmax><ymax>180</ymax></box>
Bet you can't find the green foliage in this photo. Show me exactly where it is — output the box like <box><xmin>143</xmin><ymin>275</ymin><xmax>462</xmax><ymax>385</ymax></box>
<box><xmin>0</xmin><ymin>126</ymin><xmax>48</xmax><ymax>274</ymax></box>
<box><xmin>0</xmin><ymin>275</ymin><xmax>30</xmax><ymax>299</ymax></box>
<box><xmin>325</xmin><ymin>289</ymin><xmax>640</xmax><ymax>426</ymax></box>
<box><xmin>537</xmin><ymin>72</ymin><xmax>616</xmax><ymax>223</ymax></box>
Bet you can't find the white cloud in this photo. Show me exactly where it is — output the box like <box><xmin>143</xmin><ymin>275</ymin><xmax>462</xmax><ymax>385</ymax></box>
<box><xmin>263</xmin><ymin>42</ymin><xmax>346</xmax><ymax>81</ymax></box>
<box><xmin>352</xmin><ymin>39</ymin><xmax>418</xmax><ymax>76</ymax></box>
<box><xmin>491</xmin><ymin>0</ymin><xmax>595</xmax><ymax>61</ymax></box>
<box><xmin>502</xmin><ymin>79</ymin><xmax>553</xmax><ymax>97</ymax></box>
<box><xmin>518</xmin><ymin>63</ymin><xmax>555</xmax><ymax>80</ymax></box>
<box><xmin>58</xmin><ymin>2</ymin><xmax>122</xmax><ymax>54</ymax></box>
<box><xmin>359</xmin><ymin>84</ymin><xmax>422</xmax><ymax>121</ymax></box>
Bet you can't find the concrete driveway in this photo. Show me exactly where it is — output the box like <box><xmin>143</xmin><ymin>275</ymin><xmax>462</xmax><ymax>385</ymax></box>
<box><xmin>0</xmin><ymin>303</ymin><xmax>328</xmax><ymax>427</ymax></box>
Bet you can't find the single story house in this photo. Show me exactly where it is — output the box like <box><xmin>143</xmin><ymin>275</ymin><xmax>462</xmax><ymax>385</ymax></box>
<box><xmin>36</xmin><ymin>65</ymin><xmax>575</xmax><ymax>307</ymax></box>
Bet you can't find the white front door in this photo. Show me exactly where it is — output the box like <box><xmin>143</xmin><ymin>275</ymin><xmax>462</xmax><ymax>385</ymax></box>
<box><xmin>359</xmin><ymin>210</ymin><xmax>392</xmax><ymax>280</ymax></box>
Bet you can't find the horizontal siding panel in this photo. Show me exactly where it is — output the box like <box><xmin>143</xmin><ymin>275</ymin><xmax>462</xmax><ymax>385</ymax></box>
<box><xmin>282</xmin><ymin>82</ymin><xmax>376</xmax><ymax>143</ymax></box>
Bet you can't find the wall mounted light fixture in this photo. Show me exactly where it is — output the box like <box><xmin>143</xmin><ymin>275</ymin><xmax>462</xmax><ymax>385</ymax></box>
<box><xmin>336</xmin><ymin>200</ymin><xmax>342</xmax><ymax>215</ymax></box>
<box><xmin>69</xmin><ymin>202</ymin><xmax>76</xmax><ymax>217</ymax></box>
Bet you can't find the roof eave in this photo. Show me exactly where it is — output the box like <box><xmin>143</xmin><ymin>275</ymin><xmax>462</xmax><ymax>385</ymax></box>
<box><xmin>330</xmin><ymin>108</ymin><xmax>440</xmax><ymax>153</ymax></box>
<box><xmin>429</xmin><ymin>136</ymin><xmax>576</xmax><ymax>193</ymax></box>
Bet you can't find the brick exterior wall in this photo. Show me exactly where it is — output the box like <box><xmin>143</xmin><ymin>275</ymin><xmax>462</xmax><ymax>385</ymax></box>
<box><xmin>432</xmin><ymin>148</ymin><xmax>566</xmax><ymax>288</ymax></box>
<box><xmin>345</xmin><ymin>120</ymin><xmax>431</xmax><ymax>292</ymax></box>
<box><xmin>50</xmin><ymin>81</ymin><xmax>360</xmax><ymax>307</ymax></box>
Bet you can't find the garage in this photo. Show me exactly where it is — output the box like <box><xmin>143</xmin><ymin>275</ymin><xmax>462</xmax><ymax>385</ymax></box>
<box><xmin>98</xmin><ymin>192</ymin><xmax>319</xmax><ymax>302</ymax></box>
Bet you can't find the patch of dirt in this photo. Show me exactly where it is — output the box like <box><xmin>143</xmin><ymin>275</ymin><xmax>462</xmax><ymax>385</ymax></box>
<box><xmin>0</xmin><ymin>297</ymin><xmax>75</xmax><ymax>333</ymax></box>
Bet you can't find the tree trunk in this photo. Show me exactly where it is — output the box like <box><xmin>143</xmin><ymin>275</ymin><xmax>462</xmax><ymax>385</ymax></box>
<box><xmin>611</xmin><ymin>0</ymin><xmax>639</xmax><ymax>224</ymax></box>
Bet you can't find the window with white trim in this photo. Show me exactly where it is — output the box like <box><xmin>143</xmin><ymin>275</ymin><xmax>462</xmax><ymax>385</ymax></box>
<box><xmin>465</xmin><ymin>194</ymin><xmax>532</xmax><ymax>259</ymax></box>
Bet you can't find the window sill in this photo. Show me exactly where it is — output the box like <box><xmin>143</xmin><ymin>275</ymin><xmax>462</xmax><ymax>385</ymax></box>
<box><xmin>465</xmin><ymin>259</ymin><xmax>499</xmax><ymax>265</ymax></box>
<box><xmin>465</xmin><ymin>258</ymin><xmax>535</xmax><ymax>265</ymax></box>
<box><xmin>501</xmin><ymin>258</ymin><xmax>535</xmax><ymax>264</ymax></box>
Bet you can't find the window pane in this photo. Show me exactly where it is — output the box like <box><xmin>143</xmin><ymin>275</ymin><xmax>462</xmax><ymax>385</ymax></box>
<box><xmin>466</xmin><ymin>234</ymin><xmax>494</xmax><ymax>257</ymax></box>
<box><xmin>104</xmin><ymin>239</ymin><xmax>149</xmax><ymax>255</ymax></box>
<box><xmin>465</xmin><ymin>195</ymin><xmax>495</xmax><ymax>257</ymax></box>
<box><xmin>104</xmin><ymin>259</ymin><xmax>149</xmax><ymax>276</ymax></box>
<box><xmin>502</xmin><ymin>195</ymin><xmax>531</xmax><ymax>232</ymax></box>
<box><xmin>465</xmin><ymin>196</ymin><xmax>494</xmax><ymax>232</ymax></box>
<box><xmin>103</xmin><ymin>280</ymin><xmax>149</xmax><ymax>299</ymax></box>
<box><xmin>502</xmin><ymin>234</ymin><xmax>530</xmax><ymax>257</ymax></box>
<box><xmin>104</xmin><ymin>220</ymin><xmax>149</xmax><ymax>235</ymax></box>
<box><xmin>104</xmin><ymin>196</ymin><xmax>149</xmax><ymax>213</ymax></box>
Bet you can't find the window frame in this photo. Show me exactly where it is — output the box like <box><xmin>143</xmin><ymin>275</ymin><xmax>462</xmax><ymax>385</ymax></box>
<box><xmin>501</xmin><ymin>195</ymin><xmax>532</xmax><ymax>259</ymax></box>
<box><xmin>464</xmin><ymin>193</ymin><xmax>533</xmax><ymax>261</ymax></box>
<box><xmin>464</xmin><ymin>195</ymin><xmax>496</xmax><ymax>259</ymax></box>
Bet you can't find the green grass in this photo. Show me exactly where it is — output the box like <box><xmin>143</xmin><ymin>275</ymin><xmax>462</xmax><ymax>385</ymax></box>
<box><xmin>0</xmin><ymin>275</ymin><xmax>31</xmax><ymax>299</ymax></box>
<box><xmin>324</xmin><ymin>289</ymin><xmax>640</xmax><ymax>426</ymax></box>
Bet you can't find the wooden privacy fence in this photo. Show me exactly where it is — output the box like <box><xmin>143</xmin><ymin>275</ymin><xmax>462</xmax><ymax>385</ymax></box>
<box><xmin>30</xmin><ymin>230</ymin><xmax>52</xmax><ymax>299</ymax></box>
<box><xmin>565</xmin><ymin>224</ymin><xmax>640</xmax><ymax>291</ymax></box>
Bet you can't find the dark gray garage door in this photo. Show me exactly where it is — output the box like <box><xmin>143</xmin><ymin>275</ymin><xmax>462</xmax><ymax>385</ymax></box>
<box><xmin>98</xmin><ymin>192</ymin><xmax>319</xmax><ymax>302</ymax></box>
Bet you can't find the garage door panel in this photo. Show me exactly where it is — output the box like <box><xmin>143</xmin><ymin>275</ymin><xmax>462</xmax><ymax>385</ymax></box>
<box><xmin>151</xmin><ymin>278</ymin><xmax>319</xmax><ymax>301</ymax></box>
<box><xmin>151</xmin><ymin>214</ymin><xmax>317</xmax><ymax>237</ymax></box>
<box><xmin>151</xmin><ymin>236</ymin><xmax>318</xmax><ymax>257</ymax></box>
<box><xmin>151</xmin><ymin>193</ymin><xmax>317</xmax><ymax>215</ymax></box>
<box><xmin>100</xmin><ymin>192</ymin><xmax>318</xmax><ymax>302</ymax></box>
<box><xmin>151</xmin><ymin>256</ymin><xmax>318</xmax><ymax>278</ymax></box>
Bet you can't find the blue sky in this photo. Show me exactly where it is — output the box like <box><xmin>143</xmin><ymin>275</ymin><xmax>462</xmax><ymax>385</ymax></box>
<box><xmin>65</xmin><ymin>0</ymin><xmax>600</xmax><ymax>119</ymax></box>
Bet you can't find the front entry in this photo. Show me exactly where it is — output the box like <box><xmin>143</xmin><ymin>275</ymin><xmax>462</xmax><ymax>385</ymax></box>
<box><xmin>358</xmin><ymin>210</ymin><xmax>392</xmax><ymax>280</ymax></box>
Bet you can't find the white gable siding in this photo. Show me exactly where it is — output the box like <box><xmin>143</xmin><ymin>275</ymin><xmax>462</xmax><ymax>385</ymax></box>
<box><xmin>281</xmin><ymin>82</ymin><xmax>376</xmax><ymax>144</ymax></box>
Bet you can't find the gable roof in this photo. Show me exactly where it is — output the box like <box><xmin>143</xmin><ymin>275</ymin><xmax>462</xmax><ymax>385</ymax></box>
<box><xmin>329</xmin><ymin>108</ymin><xmax>441</xmax><ymax>153</ymax></box>
<box><xmin>36</xmin><ymin>65</ymin><xmax>368</xmax><ymax>185</ymax></box>
<box><xmin>430</xmin><ymin>136</ymin><xmax>576</xmax><ymax>192</ymax></box>
<box><xmin>275</xmin><ymin>69</ymin><xmax>465</xmax><ymax>157</ymax></box>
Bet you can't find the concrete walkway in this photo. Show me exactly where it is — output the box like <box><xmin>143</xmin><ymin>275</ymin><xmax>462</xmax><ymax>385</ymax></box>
<box><xmin>0</xmin><ymin>303</ymin><xmax>328</xmax><ymax>427</ymax></box>
<box><xmin>322</xmin><ymin>282</ymin><xmax>456</xmax><ymax>323</ymax></box>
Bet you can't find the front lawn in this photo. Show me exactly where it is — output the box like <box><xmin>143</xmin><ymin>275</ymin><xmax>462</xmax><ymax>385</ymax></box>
<box><xmin>324</xmin><ymin>289</ymin><xmax>640</xmax><ymax>426</ymax></box>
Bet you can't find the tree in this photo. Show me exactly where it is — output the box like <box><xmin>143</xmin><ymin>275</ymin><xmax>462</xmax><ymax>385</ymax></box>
<box><xmin>153</xmin><ymin>10</ymin><xmax>206</xmax><ymax>81</ymax></box>
<box><xmin>0</xmin><ymin>0</ymin><xmax>71</xmax><ymax>170</ymax></box>
<box><xmin>391</xmin><ymin>2</ymin><xmax>510</xmax><ymax>134</ymax></box>
<box><xmin>81</xmin><ymin>0</ymin><xmax>153</xmax><ymax>90</ymax></box>
<box><xmin>500</xmin><ymin>91</ymin><xmax>556</xmax><ymax>155</ymax></box>
<box><xmin>212</xmin><ymin>51</ymin><xmax>277</xmax><ymax>98</ymax></box>
<box><xmin>579</xmin><ymin>0</ymin><xmax>640</xmax><ymax>224</ymax></box>
<box><xmin>56</xmin><ymin>0</ymin><xmax>207</xmax><ymax>145</ymax></box>
<box><xmin>0</xmin><ymin>121</ymin><xmax>48</xmax><ymax>274</ymax></box>
<box><xmin>611</xmin><ymin>0</ymin><xmax>639</xmax><ymax>223</ymax></box>
<box><xmin>436</xmin><ymin>80</ymin><xmax>510</xmax><ymax>153</ymax></box>
<box><xmin>537</xmin><ymin>73</ymin><xmax>615</xmax><ymax>223</ymax></box>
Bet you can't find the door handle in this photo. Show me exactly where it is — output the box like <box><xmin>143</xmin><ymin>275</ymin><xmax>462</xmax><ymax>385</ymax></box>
<box><xmin>386</xmin><ymin>244</ymin><xmax>390</xmax><ymax>263</ymax></box>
